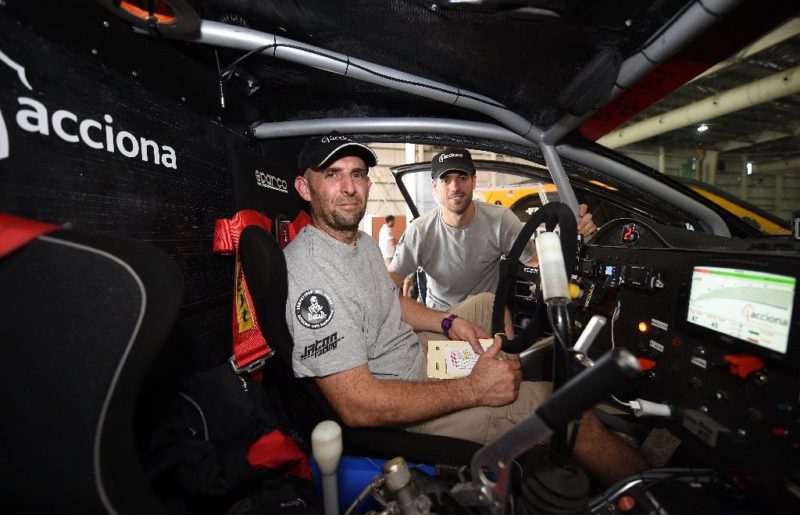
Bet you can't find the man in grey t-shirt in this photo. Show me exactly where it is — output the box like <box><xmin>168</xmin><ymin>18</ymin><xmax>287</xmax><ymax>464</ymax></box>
<box><xmin>285</xmin><ymin>135</ymin><xmax>523</xmax><ymax>442</ymax></box>
<box><xmin>389</xmin><ymin>148</ymin><xmax>598</xmax><ymax>312</ymax></box>
<box><xmin>283</xmin><ymin>135</ymin><xmax>646</xmax><ymax>484</ymax></box>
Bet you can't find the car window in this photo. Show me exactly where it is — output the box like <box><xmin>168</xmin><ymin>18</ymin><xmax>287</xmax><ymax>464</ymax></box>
<box><xmin>394</xmin><ymin>158</ymin><xmax>702</xmax><ymax>231</ymax></box>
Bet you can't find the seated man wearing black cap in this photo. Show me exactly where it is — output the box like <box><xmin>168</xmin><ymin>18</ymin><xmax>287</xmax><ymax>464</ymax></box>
<box><xmin>284</xmin><ymin>135</ymin><xmax>645</xmax><ymax>486</ymax></box>
<box><xmin>389</xmin><ymin>148</ymin><xmax>597</xmax><ymax>317</ymax></box>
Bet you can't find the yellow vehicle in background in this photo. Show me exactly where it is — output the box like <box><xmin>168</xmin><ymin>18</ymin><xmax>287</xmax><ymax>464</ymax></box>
<box><xmin>478</xmin><ymin>175</ymin><xmax>791</xmax><ymax>236</ymax></box>
<box><xmin>677</xmin><ymin>177</ymin><xmax>792</xmax><ymax>236</ymax></box>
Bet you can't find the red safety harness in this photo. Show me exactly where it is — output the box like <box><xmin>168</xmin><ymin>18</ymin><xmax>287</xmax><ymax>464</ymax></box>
<box><xmin>0</xmin><ymin>214</ymin><xmax>60</xmax><ymax>257</ymax></box>
<box><xmin>213</xmin><ymin>209</ymin><xmax>311</xmax><ymax>377</ymax></box>
<box><xmin>213</xmin><ymin>208</ymin><xmax>312</xmax><ymax>478</ymax></box>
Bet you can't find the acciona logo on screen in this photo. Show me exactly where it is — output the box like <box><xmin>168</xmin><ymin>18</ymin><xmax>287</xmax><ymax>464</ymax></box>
<box><xmin>1</xmin><ymin>49</ymin><xmax>177</xmax><ymax>169</ymax></box>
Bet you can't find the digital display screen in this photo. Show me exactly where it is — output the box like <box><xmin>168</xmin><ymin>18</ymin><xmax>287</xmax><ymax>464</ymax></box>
<box><xmin>687</xmin><ymin>266</ymin><xmax>795</xmax><ymax>354</ymax></box>
<box><xmin>605</xmin><ymin>265</ymin><xmax>615</xmax><ymax>276</ymax></box>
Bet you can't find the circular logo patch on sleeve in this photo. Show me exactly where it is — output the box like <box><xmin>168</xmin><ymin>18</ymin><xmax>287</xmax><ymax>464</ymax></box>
<box><xmin>295</xmin><ymin>289</ymin><xmax>335</xmax><ymax>329</ymax></box>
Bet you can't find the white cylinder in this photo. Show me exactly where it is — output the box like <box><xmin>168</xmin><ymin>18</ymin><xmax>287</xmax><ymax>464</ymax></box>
<box><xmin>535</xmin><ymin>232</ymin><xmax>570</xmax><ymax>302</ymax></box>
<box><xmin>311</xmin><ymin>420</ymin><xmax>343</xmax><ymax>476</ymax></box>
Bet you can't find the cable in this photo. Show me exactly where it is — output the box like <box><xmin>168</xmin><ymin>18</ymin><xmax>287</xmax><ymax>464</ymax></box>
<box><xmin>216</xmin><ymin>41</ymin><xmax>510</xmax><ymax>109</ymax></box>
<box><xmin>589</xmin><ymin>467</ymin><xmax>717</xmax><ymax>512</ymax></box>
<box><xmin>611</xmin><ymin>394</ymin><xmax>633</xmax><ymax>409</ymax></box>
<box><xmin>609</xmin><ymin>299</ymin><xmax>621</xmax><ymax>350</ymax></box>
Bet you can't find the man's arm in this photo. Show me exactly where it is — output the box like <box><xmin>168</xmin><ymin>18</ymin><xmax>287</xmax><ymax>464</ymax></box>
<box><xmin>398</xmin><ymin>294</ymin><xmax>489</xmax><ymax>351</ymax></box>
<box><xmin>316</xmin><ymin>338</ymin><xmax>520</xmax><ymax>426</ymax></box>
<box><xmin>577</xmin><ymin>203</ymin><xmax>597</xmax><ymax>237</ymax></box>
<box><xmin>520</xmin><ymin>203</ymin><xmax>596</xmax><ymax>267</ymax></box>
<box><xmin>389</xmin><ymin>269</ymin><xmax>405</xmax><ymax>287</ymax></box>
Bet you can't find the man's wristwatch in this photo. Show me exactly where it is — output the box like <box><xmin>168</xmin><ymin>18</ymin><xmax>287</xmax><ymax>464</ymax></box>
<box><xmin>441</xmin><ymin>314</ymin><xmax>458</xmax><ymax>339</ymax></box>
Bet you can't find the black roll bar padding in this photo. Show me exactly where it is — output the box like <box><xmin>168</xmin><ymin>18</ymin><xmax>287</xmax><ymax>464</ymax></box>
<box><xmin>492</xmin><ymin>202</ymin><xmax>578</xmax><ymax>353</ymax></box>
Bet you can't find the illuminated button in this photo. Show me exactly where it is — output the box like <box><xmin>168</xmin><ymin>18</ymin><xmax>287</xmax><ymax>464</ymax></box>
<box><xmin>621</xmin><ymin>223</ymin><xmax>639</xmax><ymax>244</ymax></box>
<box><xmin>638</xmin><ymin>322</ymin><xmax>649</xmax><ymax>333</ymax></box>
<box><xmin>618</xmin><ymin>495</ymin><xmax>636</xmax><ymax>512</ymax></box>
<box><xmin>724</xmin><ymin>355</ymin><xmax>765</xmax><ymax>379</ymax></box>
<box><xmin>772</xmin><ymin>427</ymin><xmax>789</xmax><ymax>437</ymax></box>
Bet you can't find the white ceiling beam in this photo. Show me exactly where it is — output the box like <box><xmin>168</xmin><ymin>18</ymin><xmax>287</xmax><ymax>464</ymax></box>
<box><xmin>598</xmin><ymin>64</ymin><xmax>800</xmax><ymax>149</ymax></box>
<box><xmin>688</xmin><ymin>17</ymin><xmax>800</xmax><ymax>84</ymax></box>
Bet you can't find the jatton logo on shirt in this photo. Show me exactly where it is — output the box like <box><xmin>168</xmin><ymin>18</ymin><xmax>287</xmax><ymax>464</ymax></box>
<box><xmin>299</xmin><ymin>332</ymin><xmax>343</xmax><ymax>361</ymax></box>
<box><xmin>295</xmin><ymin>289</ymin><xmax>335</xmax><ymax>329</ymax></box>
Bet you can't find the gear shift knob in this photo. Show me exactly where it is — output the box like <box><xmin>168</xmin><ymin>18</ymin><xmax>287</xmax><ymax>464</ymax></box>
<box><xmin>312</xmin><ymin>420</ymin><xmax>342</xmax><ymax>515</ymax></box>
<box><xmin>312</xmin><ymin>420</ymin><xmax>342</xmax><ymax>475</ymax></box>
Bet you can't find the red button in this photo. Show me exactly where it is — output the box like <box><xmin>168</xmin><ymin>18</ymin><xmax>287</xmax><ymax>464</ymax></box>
<box><xmin>772</xmin><ymin>427</ymin><xmax>789</xmax><ymax>437</ymax></box>
<box><xmin>638</xmin><ymin>357</ymin><xmax>656</xmax><ymax>371</ymax></box>
<box><xmin>618</xmin><ymin>495</ymin><xmax>636</xmax><ymax>512</ymax></box>
<box><xmin>724</xmin><ymin>355</ymin><xmax>765</xmax><ymax>379</ymax></box>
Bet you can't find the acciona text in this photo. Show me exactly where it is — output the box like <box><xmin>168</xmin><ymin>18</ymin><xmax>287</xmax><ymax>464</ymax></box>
<box><xmin>14</xmin><ymin>96</ymin><xmax>177</xmax><ymax>169</ymax></box>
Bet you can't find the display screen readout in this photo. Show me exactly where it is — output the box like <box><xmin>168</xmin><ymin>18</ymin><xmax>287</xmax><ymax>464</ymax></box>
<box><xmin>687</xmin><ymin>266</ymin><xmax>795</xmax><ymax>354</ymax></box>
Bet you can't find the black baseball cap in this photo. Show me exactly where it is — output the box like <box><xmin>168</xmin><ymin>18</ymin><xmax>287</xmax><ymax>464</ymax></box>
<box><xmin>298</xmin><ymin>134</ymin><xmax>377</xmax><ymax>173</ymax></box>
<box><xmin>431</xmin><ymin>148</ymin><xmax>476</xmax><ymax>180</ymax></box>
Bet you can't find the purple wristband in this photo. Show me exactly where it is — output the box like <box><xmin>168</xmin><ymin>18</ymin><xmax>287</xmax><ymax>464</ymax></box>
<box><xmin>441</xmin><ymin>314</ymin><xmax>458</xmax><ymax>339</ymax></box>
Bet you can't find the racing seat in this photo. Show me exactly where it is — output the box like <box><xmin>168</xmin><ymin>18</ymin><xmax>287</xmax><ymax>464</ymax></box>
<box><xmin>239</xmin><ymin>224</ymin><xmax>481</xmax><ymax>464</ymax></box>
<box><xmin>0</xmin><ymin>214</ymin><xmax>183</xmax><ymax>514</ymax></box>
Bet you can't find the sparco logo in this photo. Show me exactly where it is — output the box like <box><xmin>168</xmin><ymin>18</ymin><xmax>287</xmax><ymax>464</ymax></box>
<box><xmin>438</xmin><ymin>152</ymin><xmax>463</xmax><ymax>162</ymax></box>
<box><xmin>254</xmin><ymin>169</ymin><xmax>288</xmax><ymax>193</ymax></box>
<box><xmin>1</xmin><ymin>48</ymin><xmax>177</xmax><ymax>169</ymax></box>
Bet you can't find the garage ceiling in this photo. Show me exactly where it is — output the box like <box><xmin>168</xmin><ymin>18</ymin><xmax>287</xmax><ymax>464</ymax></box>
<box><xmin>599</xmin><ymin>17</ymin><xmax>800</xmax><ymax>165</ymax></box>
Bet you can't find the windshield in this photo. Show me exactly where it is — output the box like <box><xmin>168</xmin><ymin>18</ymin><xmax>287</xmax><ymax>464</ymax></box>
<box><xmin>388</xmin><ymin>152</ymin><xmax>704</xmax><ymax>233</ymax></box>
<box><xmin>591</xmin><ymin>17</ymin><xmax>798</xmax><ymax>237</ymax></box>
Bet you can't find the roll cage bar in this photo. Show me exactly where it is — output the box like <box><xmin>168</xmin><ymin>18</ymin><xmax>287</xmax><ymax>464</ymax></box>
<box><xmin>153</xmin><ymin>0</ymin><xmax>743</xmax><ymax>236</ymax></box>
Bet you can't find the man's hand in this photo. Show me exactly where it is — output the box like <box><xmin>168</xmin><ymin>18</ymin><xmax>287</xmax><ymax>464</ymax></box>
<box><xmin>465</xmin><ymin>337</ymin><xmax>522</xmax><ymax>406</ymax></box>
<box><xmin>448</xmin><ymin>316</ymin><xmax>490</xmax><ymax>354</ymax></box>
<box><xmin>578</xmin><ymin>203</ymin><xmax>598</xmax><ymax>237</ymax></box>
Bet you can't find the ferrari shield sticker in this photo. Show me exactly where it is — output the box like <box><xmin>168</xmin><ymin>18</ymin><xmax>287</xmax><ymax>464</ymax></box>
<box><xmin>295</xmin><ymin>289</ymin><xmax>334</xmax><ymax>329</ymax></box>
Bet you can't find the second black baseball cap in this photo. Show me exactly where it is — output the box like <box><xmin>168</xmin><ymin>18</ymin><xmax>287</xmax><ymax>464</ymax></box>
<box><xmin>431</xmin><ymin>148</ymin><xmax>476</xmax><ymax>180</ymax></box>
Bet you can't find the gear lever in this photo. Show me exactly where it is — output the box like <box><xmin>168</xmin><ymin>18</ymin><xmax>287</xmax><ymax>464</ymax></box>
<box><xmin>312</xmin><ymin>420</ymin><xmax>343</xmax><ymax>515</ymax></box>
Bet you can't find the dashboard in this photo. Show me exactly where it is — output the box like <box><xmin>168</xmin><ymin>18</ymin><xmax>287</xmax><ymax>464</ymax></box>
<box><xmin>573</xmin><ymin>219</ymin><xmax>800</xmax><ymax>503</ymax></box>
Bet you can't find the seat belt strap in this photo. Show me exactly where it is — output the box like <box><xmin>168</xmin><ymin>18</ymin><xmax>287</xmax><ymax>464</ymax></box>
<box><xmin>0</xmin><ymin>214</ymin><xmax>60</xmax><ymax>258</ymax></box>
<box><xmin>213</xmin><ymin>210</ymin><xmax>274</xmax><ymax>376</ymax></box>
<box><xmin>275</xmin><ymin>210</ymin><xmax>311</xmax><ymax>248</ymax></box>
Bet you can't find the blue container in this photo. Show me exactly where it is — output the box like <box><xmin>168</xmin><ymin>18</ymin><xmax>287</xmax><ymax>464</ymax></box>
<box><xmin>310</xmin><ymin>455</ymin><xmax>436</xmax><ymax>513</ymax></box>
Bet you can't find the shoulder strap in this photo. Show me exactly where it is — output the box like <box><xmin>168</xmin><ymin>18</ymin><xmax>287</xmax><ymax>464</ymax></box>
<box><xmin>275</xmin><ymin>210</ymin><xmax>311</xmax><ymax>248</ymax></box>
<box><xmin>214</xmin><ymin>210</ymin><xmax>275</xmax><ymax>377</ymax></box>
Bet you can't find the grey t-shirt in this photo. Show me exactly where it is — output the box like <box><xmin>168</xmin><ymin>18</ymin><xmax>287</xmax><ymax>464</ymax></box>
<box><xmin>391</xmin><ymin>201</ymin><xmax>534</xmax><ymax>311</ymax></box>
<box><xmin>285</xmin><ymin>225</ymin><xmax>422</xmax><ymax>381</ymax></box>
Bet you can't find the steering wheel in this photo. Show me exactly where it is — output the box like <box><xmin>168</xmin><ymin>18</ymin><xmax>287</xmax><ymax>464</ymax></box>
<box><xmin>492</xmin><ymin>202</ymin><xmax>578</xmax><ymax>353</ymax></box>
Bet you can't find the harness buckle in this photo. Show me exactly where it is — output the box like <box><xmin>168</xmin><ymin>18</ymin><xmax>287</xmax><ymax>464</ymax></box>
<box><xmin>229</xmin><ymin>354</ymin><xmax>269</xmax><ymax>374</ymax></box>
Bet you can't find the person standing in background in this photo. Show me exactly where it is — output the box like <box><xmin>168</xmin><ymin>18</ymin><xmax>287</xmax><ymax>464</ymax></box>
<box><xmin>378</xmin><ymin>214</ymin><xmax>398</xmax><ymax>267</ymax></box>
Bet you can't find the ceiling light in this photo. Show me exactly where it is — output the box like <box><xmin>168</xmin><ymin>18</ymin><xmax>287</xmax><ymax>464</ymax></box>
<box><xmin>747</xmin><ymin>161</ymin><xmax>754</xmax><ymax>175</ymax></box>
<box><xmin>697</xmin><ymin>124</ymin><xmax>709</xmax><ymax>133</ymax></box>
